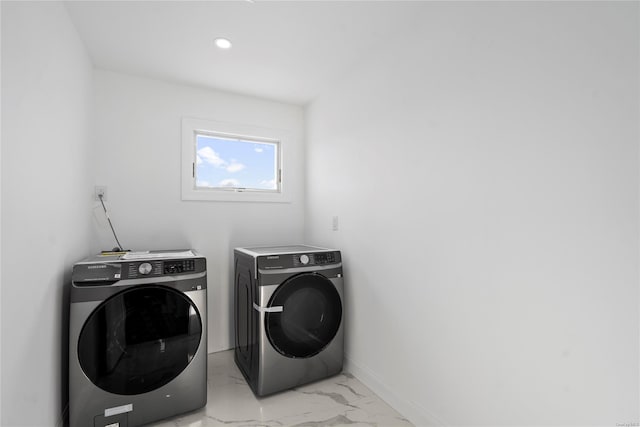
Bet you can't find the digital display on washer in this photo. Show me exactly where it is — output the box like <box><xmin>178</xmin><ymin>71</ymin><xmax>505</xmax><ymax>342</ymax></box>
<box><xmin>164</xmin><ymin>259</ymin><xmax>196</xmax><ymax>274</ymax></box>
<box><xmin>313</xmin><ymin>252</ymin><xmax>336</xmax><ymax>264</ymax></box>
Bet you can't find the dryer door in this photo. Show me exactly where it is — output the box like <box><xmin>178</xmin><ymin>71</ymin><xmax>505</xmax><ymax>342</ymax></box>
<box><xmin>265</xmin><ymin>273</ymin><xmax>342</xmax><ymax>358</ymax></box>
<box><xmin>77</xmin><ymin>285</ymin><xmax>202</xmax><ymax>395</ymax></box>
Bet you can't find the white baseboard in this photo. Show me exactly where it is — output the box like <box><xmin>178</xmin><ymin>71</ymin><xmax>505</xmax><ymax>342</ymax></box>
<box><xmin>344</xmin><ymin>355</ymin><xmax>448</xmax><ymax>427</ymax></box>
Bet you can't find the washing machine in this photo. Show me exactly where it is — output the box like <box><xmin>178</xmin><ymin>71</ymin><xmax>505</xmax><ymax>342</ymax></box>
<box><xmin>234</xmin><ymin>245</ymin><xmax>344</xmax><ymax>396</ymax></box>
<box><xmin>69</xmin><ymin>250</ymin><xmax>207</xmax><ymax>427</ymax></box>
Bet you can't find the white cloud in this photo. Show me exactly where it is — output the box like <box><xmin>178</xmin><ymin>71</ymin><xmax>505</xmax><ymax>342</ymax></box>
<box><xmin>198</xmin><ymin>148</ymin><xmax>246</xmax><ymax>173</ymax></box>
<box><xmin>219</xmin><ymin>178</ymin><xmax>240</xmax><ymax>187</ymax></box>
<box><xmin>196</xmin><ymin>179</ymin><xmax>210</xmax><ymax>187</ymax></box>
<box><xmin>254</xmin><ymin>147</ymin><xmax>264</xmax><ymax>153</ymax></box>
<box><xmin>197</xmin><ymin>146</ymin><xmax>226</xmax><ymax>167</ymax></box>
<box><xmin>260</xmin><ymin>179</ymin><xmax>276</xmax><ymax>189</ymax></box>
<box><xmin>226</xmin><ymin>162</ymin><xmax>246</xmax><ymax>173</ymax></box>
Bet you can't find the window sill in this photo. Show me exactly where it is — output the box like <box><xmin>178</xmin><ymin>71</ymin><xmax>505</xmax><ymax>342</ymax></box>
<box><xmin>181</xmin><ymin>188</ymin><xmax>291</xmax><ymax>203</ymax></box>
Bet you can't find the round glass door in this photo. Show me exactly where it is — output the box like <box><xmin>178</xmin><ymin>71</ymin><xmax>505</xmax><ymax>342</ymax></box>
<box><xmin>265</xmin><ymin>273</ymin><xmax>342</xmax><ymax>358</ymax></box>
<box><xmin>78</xmin><ymin>285</ymin><xmax>202</xmax><ymax>395</ymax></box>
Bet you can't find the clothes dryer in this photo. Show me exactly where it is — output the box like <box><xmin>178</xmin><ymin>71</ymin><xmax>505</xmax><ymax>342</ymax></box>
<box><xmin>234</xmin><ymin>245</ymin><xmax>343</xmax><ymax>396</ymax></box>
<box><xmin>69</xmin><ymin>250</ymin><xmax>207</xmax><ymax>427</ymax></box>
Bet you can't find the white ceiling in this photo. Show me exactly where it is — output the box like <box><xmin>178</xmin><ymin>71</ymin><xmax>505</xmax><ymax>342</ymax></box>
<box><xmin>64</xmin><ymin>1</ymin><xmax>422</xmax><ymax>106</ymax></box>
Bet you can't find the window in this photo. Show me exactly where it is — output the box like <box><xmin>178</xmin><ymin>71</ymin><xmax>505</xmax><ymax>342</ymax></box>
<box><xmin>182</xmin><ymin>118</ymin><xmax>290</xmax><ymax>202</ymax></box>
<box><xmin>195</xmin><ymin>133</ymin><xmax>280</xmax><ymax>192</ymax></box>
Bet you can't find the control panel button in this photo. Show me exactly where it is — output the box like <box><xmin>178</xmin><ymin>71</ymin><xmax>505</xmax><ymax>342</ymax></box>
<box><xmin>300</xmin><ymin>254</ymin><xmax>310</xmax><ymax>265</ymax></box>
<box><xmin>138</xmin><ymin>262</ymin><xmax>152</xmax><ymax>275</ymax></box>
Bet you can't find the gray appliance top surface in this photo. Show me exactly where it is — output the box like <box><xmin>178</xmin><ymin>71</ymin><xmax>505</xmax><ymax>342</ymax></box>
<box><xmin>75</xmin><ymin>249</ymin><xmax>202</xmax><ymax>264</ymax></box>
<box><xmin>237</xmin><ymin>245</ymin><xmax>334</xmax><ymax>256</ymax></box>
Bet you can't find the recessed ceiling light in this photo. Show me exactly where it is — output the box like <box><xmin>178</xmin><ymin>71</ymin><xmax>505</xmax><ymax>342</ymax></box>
<box><xmin>214</xmin><ymin>38</ymin><xmax>232</xmax><ymax>49</ymax></box>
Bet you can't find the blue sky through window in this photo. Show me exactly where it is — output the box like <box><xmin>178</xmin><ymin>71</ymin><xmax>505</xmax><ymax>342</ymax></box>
<box><xmin>195</xmin><ymin>133</ymin><xmax>278</xmax><ymax>190</ymax></box>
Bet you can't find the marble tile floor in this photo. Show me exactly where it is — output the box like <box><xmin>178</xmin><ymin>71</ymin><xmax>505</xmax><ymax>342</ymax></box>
<box><xmin>150</xmin><ymin>350</ymin><xmax>414</xmax><ymax>427</ymax></box>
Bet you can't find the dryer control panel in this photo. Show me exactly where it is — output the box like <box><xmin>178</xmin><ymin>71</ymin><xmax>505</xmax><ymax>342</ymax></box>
<box><xmin>258</xmin><ymin>251</ymin><xmax>341</xmax><ymax>270</ymax></box>
<box><xmin>293</xmin><ymin>252</ymin><xmax>337</xmax><ymax>267</ymax></box>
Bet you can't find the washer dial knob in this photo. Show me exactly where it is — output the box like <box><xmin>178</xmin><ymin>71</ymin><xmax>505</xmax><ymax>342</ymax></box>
<box><xmin>300</xmin><ymin>254</ymin><xmax>310</xmax><ymax>265</ymax></box>
<box><xmin>139</xmin><ymin>262</ymin><xmax>153</xmax><ymax>275</ymax></box>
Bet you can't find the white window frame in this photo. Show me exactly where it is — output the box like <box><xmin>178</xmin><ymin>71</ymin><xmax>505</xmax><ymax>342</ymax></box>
<box><xmin>181</xmin><ymin>117</ymin><xmax>290</xmax><ymax>203</ymax></box>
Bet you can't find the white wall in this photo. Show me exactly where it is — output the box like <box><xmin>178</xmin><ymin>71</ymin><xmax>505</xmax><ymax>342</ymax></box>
<box><xmin>1</xmin><ymin>2</ymin><xmax>95</xmax><ymax>425</ymax></box>
<box><xmin>0</xmin><ymin>3</ymin><xmax>4</xmax><ymax>423</ymax></box>
<box><xmin>305</xmin><ymin>2</ymin><xmax>639</xmax><ymax>425</ymax></box>
<box><xmin>92</xmin><ymin>70</ymin><xmax>305</xmax><ymax>352</ymax></box>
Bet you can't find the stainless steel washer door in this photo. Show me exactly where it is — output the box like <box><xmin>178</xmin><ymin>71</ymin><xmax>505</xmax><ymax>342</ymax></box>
<box><xmin>77</xmin><ymin>284</ymin><xmax>202</xmax><ymax>395</ymax></box>
<box><xmin>265</xmin><ymin>273</ymin><xmax>342</xmax><ymax>358</ymax></box>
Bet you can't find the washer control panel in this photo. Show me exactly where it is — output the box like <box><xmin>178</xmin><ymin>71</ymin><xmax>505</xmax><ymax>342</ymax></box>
<box><xmin>73</xmin><ymin>257</ymin><xmax>201</xmax><ymax>285</ymax></box>
<box><xmin>128</xmin><ymin>258</ymin><xmax>196</xmax><ymax>278</ymax></box>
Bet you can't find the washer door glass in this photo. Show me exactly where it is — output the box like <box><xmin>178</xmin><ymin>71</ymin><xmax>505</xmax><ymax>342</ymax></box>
<box><xmin>265</xmin><ymin>273</ymin><xmax>342</xmax><ymax>358</ymax></box>
<box><xmin>78</xmin><ymin>285</ymin><xmax>202</xmax><ymax>395</ymax></box>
